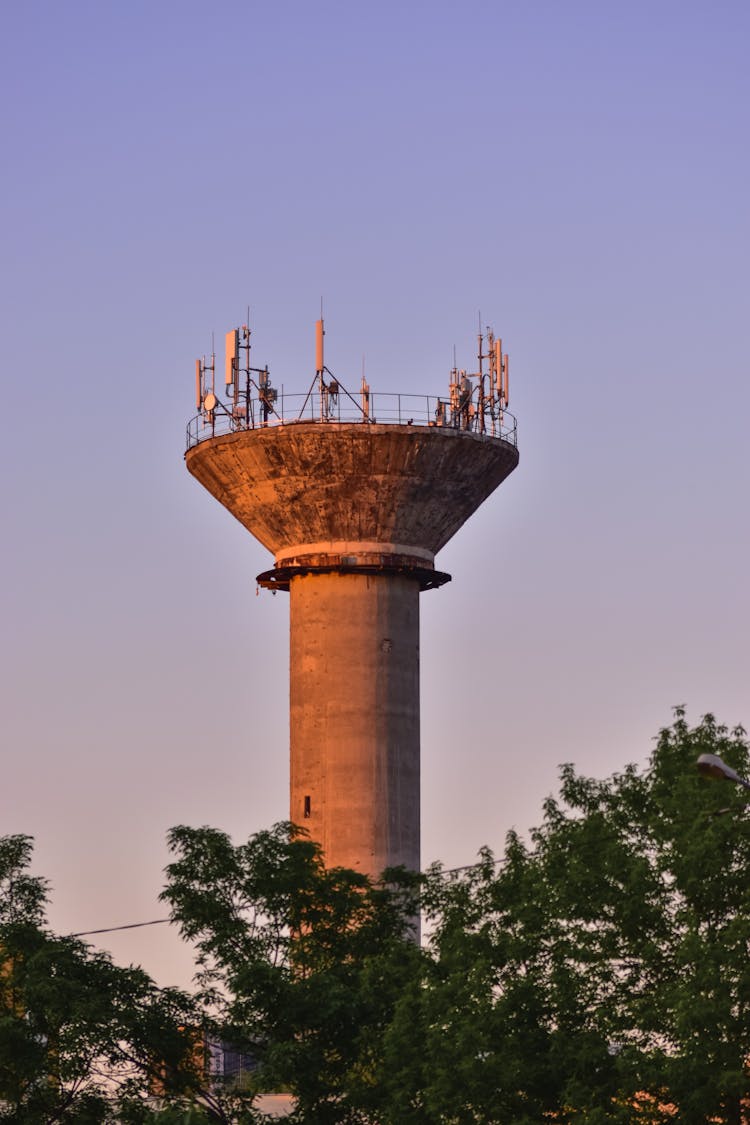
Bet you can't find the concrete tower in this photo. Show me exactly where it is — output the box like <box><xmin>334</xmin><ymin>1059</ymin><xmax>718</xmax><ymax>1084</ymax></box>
<box><xmin>186</xmin><ymin>321</ymin><xmax>518</xmax><ymax>878</ymax></box>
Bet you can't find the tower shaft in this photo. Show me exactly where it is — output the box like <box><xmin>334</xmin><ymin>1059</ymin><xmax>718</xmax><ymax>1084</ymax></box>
<box><xmin>290</xmin><ymin>572</ymin><xmax>420</xmax><ymax>875</ymax></box>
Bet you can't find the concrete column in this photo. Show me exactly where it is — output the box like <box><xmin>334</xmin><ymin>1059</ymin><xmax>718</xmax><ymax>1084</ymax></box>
<box><xmin>289</xmin><ymin>571</ymin><xmax>420</xmax><ymax>878</ymax></box>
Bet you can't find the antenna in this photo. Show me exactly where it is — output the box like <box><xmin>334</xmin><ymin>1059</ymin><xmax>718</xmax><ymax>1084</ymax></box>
<box><xmin>360</xmin><ymin>371</ymin><xmax>370</xmax><ymax>420</ymax></box>
<box><xmin>226</xmin><ymin>329</ymin><xmax>239</xmax><ymax>388</ymax></box>
<box><xmin>195</xmin><ymin>346</ymin><xmax>216</xmax><ymax>419</ymax></box>
<box><xmin>316</xmin><ymin>317</ymin><xmax>325</xmax><ymax>375</ymax></box>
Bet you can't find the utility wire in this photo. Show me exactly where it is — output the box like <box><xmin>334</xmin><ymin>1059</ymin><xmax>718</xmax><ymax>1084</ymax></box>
<box><xmin>69</xmin><ymin>819</ymin><xmax>723</xmax><ymax>938</ymax></box>
<box><xmin>70</xmin><ymin>918</ymin><xmax>170</xmax><ymax>938</ymax></box>
<box><xmin>69</xmin><ymin>861</ymin><xmax>505</xmax><ymax>936</ymax></box>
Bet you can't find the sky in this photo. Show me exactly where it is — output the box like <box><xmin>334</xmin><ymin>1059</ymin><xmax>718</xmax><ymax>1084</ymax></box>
<box><xmin>1</xmin><ymin>0</ymin><xmax>747</xmax><ymax>989</ymax></box>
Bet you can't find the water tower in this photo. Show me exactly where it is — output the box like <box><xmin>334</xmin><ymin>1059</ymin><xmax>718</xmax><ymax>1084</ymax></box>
<box><xmin>185</xmin><ymin>319</ymin><xmax>518</xmax><ymax>878</ymax></box>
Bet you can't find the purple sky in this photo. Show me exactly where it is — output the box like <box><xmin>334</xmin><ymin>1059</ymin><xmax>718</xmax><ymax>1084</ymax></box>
<box><xmin>2</xmin><ymin>0</ymin><xmax>747</xmax><ymax>988</ymax></box>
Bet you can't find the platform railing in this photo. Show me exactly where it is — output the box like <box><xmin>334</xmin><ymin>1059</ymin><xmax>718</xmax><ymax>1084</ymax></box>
<box><xmin>186</xmin><ymin>390</ymin><xmax>517</xmax><ymax>451</ymax></box>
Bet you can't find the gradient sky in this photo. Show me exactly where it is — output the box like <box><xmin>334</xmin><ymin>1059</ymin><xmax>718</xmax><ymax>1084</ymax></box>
<box><xmin>2</xmin><ymin>0</ymin><xmax>747</xmax><ymax>989</ymax></box>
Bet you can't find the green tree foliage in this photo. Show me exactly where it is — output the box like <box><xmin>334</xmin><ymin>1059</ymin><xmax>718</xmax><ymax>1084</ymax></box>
<box><xmin>535</xmin><ymin>708</ymin><xmax>750</xmax><ymax>1124</ymax></box>
<box><xmin>412</xmin><ymin>708</ymin><xmax>750</xmax><ymax>1124</ymax></box>
<box><xmin>0</xmin><ymin>835</ymin><xmax>202</xmax><ymax>1123</ymax></box>
<box><xmin>161</xmin><ymin>824</ymin><xmax>423</xmax><ymax>1124</ymax></box>
<box><xmin>5</xmin><ymin>710</ymin><xmax>747</xmax><ymax>1122</ymax></box>
<box><xmin>161</xmin><ymin>712</ymin><xmax>750</xmax><ymax>1124</ymax></box>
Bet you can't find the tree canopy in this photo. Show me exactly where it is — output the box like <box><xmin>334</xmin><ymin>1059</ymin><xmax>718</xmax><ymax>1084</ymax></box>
<box><xmin>161</xmin><ymin>710</ymin><xmax>750</xmax><ymax>1124</ymax></box>
<box><xmin>161</xmin><ymin>823</ymin><xmax>423</xmax><ymax>1123</ymax></box>
<box><xmin>5</xmin><ymin>710</ymin><xmax>750</xmax><ymax>1123</ymax></box>
<box><xmin>0</xmin><ymin>835</ymin><xmax>203</xmax><ymax>1123</ymax></box>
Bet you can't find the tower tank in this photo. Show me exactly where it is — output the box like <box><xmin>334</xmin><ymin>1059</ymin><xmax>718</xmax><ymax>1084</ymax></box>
<box><xmin>186</xmin><ymin>320</ymin><xmax>518</xmax><ymax>878</ymax></box>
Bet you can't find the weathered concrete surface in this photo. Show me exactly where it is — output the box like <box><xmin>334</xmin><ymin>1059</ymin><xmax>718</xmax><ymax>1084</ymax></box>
<box><xmin>185</xmin><ymin>421</ymin><xmax>518</xmax><ymax>878</ymax></box>
<box><xmin>290</xmin><ymin>572</ymin><xmax>420</xmax><ymax>877</ymax></box>
<box><xmin>185</xmin><ymin>423</ymin><xmax>518</xmax><ymax>565</ymax></box>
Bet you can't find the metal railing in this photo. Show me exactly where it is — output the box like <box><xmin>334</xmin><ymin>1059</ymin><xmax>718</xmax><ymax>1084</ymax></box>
<box><xmin>186</xmin><ymin>389</ymin><xmax>517</xmax><ymax>451</ymax></box>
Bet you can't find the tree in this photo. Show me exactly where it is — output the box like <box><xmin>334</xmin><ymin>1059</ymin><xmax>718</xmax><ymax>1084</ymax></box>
<box><xmin>535</xmin><ymin>708</ymin><xmax>750</xmax><ymax>1123</ymax></box>
<box><xmin>160</xmin><ymin>710</ymin><xmax>750</xmax><ymax>1123</ymax></box>
<box><xmin>413</xmin><ymin>709</ymin><xmax>750</xmax><ymax>1123</ymax></box>
<box><xmin>161</xmin><ymin>823</ymin><xmax>423</xmax><ymax>1124</ymax></box>
<box><xmin>0</xmin><ymin>835</ymin><xmax>202</xmax><ymax>1123</ymax></box>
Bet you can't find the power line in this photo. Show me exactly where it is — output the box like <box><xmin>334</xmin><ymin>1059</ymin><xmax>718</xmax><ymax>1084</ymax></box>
<box><xmin>70</xmin><ymin>918</ymin><xmax>170</xmax><ymax>938</ymax></box>
<box><xmin>69</xmin><ymin>829</ymin><xmax>667</xmax><ymax>938</ymax></box>
<box><xmin>69</xmin><ymin>862</ymin><xmax>503</xmax><ymax>936</ymax></box>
